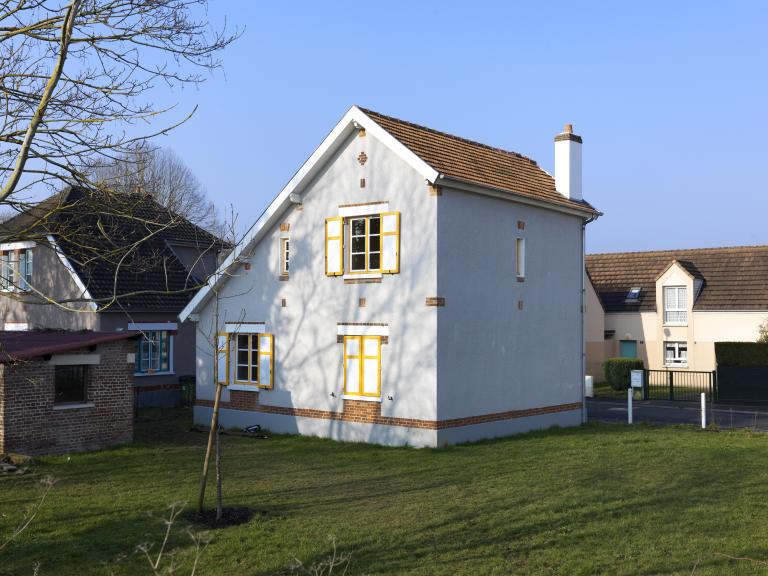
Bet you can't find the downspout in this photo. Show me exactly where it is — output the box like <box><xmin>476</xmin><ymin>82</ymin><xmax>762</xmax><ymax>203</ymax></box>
<box><xmin>581</xmin><ymin>214</ymin><xmax>598</xmax><ymax>424</ymax></box>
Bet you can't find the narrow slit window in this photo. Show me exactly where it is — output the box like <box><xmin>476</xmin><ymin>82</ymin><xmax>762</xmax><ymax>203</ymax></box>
<box><xmin>515</xmin><ymin>237</ymin><xmax>525</xmax><ymax>278</ymax></box>
<box><xmin>280</xmin><ymin>238</ymin><xmax>290</xmax><ymax>276</ymax></box>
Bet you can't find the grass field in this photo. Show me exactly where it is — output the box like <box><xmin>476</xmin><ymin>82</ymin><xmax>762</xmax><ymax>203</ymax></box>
<box><xmin>3</xmin><ymin>410</ymin><xmax>768</xmax><ymax>575</ymax></box>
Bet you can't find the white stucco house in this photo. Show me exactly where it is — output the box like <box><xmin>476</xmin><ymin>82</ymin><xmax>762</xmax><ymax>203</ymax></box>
<box><xmin>179</xmin><ymin>106</ymin><xmax>600</xmax><ymax>447</ymax></box>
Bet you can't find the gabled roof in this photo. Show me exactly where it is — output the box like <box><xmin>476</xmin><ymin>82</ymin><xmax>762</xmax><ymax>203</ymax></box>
<box><xmin>0</xmin><ymin>330</ymin><xmax>138</xmax><ymax>363</ymax></box>
<box><xmin>586</xmin><ymin>245</ymin><xmax>768</xmax><ymax>312</ymax></box>
<box><xmin>0</xmin><ymin>187</ymin><xmax>226</xmax><ymax>313</ymax></box>
<box><xmin>359</xmin><ymin>108</ymin><xmax>597</xmax><ymax>214</ymax></box>
<box><xmin>180</xmin><ymin>105</ymin><xmax>598</xmax><ymax>321</ymax></box>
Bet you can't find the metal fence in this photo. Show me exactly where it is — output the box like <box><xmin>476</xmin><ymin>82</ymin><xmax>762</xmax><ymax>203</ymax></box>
<box><xmin>643</xmin><ymin>369</ymin><xmax>717</xmax><ymax>402</ymax></box>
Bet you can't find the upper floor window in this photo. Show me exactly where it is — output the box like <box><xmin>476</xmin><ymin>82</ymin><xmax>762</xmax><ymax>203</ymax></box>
<box><xmin>515</xmin><ymin>237</ymin><xmax>525</xmax><ymax>279</ymax></box>
<box><xmin>135</xmin><ymin>330</ymin><xmax>172</xmax><ymax>374</ymax></box>
<box><xmin>664</xmin><ymin>286</ymin><xmax>687</xmax><ymax>324</ymax></box>
<box><xmin>0</xmin><ymin>248</ymin><xmax>33</xmax><ymax>291</ymax></box>
<box><xmin>350</xmin><ymin>216</ymin><xmax>380</xmax><ymax>273</ymax></box>
<box><xmin>280</xmin><ymin>238</ymin><xmax>290</xmax><ymax>277</ymax></box>
<box><xmin>626</xmin><ymin>287</ymin><xmax>641</xmax><ymax>302</ymax></box>
<box><xmin>325</xmin><ymin>212</ymin><xmax>400</xmax><ymax>276</ymax></box>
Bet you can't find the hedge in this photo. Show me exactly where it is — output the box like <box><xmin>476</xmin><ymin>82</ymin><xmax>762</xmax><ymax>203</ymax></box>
<box><xmin>602</xmin><ymin>358</ymin><xmax>644</xmax><ymax>391</ymax></box>
<box><xmin>715</xmin><ymin>342</ymin><xmax>768</xmax><ymax>367</ymax></box>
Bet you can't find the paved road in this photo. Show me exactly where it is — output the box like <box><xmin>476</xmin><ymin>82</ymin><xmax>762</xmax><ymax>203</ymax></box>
<box><xmin>587</xmin><ymin>397</ymin><xmax>768</xmax><ymax>431</ymax></box>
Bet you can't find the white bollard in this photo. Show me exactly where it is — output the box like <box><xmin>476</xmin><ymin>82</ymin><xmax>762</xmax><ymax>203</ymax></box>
<box><xmin>701</xmin><ymin>392</ymin><xmax>706</xmax><ymax>429</ymax></box>
<box><xmin>628</xmin><ymin>387</ymin><xmax>633</xmax><ymax>425</ymax></box>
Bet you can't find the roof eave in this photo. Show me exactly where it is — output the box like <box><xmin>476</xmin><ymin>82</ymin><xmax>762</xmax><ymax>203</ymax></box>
<box><xmin>436</xmin><ymin>175</ymin><xmax>601</xmax><ymax>219</ymax></box>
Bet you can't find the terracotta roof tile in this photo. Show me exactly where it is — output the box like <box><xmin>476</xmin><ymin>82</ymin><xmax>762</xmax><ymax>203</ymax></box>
<box><xmin>587</xmin><ymin>246</ymin><xmax>768</xmax><ymax>312</ymax></box>
<box><xmin>360</xmin><ymin>108</ymin><xmax>597</xmax><ymax>214</ymax></box>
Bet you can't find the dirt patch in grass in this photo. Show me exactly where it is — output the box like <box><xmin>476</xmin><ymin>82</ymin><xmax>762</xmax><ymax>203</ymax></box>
<box><xmin>185</xmin><ymin>506</ymin><xmax>262</xmax><ymax>528</ymax></box>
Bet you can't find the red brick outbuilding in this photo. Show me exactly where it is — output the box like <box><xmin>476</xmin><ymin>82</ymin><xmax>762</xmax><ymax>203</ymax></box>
<box><xmin>0</xmin><ymin>331</ymin><xmax>138</xmax><ymax>455</ymax></box>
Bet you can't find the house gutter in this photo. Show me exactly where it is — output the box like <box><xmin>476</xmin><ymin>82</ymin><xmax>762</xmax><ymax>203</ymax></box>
<box><xmin>581</xmin><ymin>213</ymin><xmax>599</xmax><ymax>424</ymax></box>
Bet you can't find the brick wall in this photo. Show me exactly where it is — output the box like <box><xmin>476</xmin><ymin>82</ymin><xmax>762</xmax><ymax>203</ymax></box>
<box><xmin>0</xmin><ymin>339</ymin><xmax>135</xmax><ymax>455</ymax></box>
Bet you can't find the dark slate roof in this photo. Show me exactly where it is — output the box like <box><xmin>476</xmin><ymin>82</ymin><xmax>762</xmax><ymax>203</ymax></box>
<box><xmin>587</xmin><ymin>245</ymin><xmax>768</xmax><ymax>312</ymax></box>
<box><xmin>0</xmin><ymin>330</ymin><xmax>137</xmax><ymax>363</ymax></box>
<box><xmin>360</xmin><ymin>107</ymin><xmax>598</xmax><ymax>215</ymax></box>
<box><xmin>0</xmin><ymin>187</ymin><xmax>226</xmax><ymax>312</ymax></box>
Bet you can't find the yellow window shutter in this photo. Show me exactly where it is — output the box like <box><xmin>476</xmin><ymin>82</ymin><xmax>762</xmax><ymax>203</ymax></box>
<box><xmin>258</xmin><ymin>333</ymin><xmax>274</xmax><ymax>389</ymax></box>
<box><xmin>216</xmin><ymin>333</ymin><xmax>229</xmax><ymax>386</ymax></box>
<box><xmin>325</xmin><ymin>217</ymin><xmax>343</xmax><ymax>276</ymax></box>
<box><xmin>381</xmin><ymin>212</ymin><xmax>400</xmax><ymax>274</ymax></box>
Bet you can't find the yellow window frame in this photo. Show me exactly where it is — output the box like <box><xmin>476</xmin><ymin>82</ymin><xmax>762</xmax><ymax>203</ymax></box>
<box><xmin>347</xmin><ymin>215</ymin><xmax>382</xmax><ymax>275</ymax></box>
<box><xmin>342</xmin><ymin>335</ymin><xmax>381</xmax><ymax>398</ymax></box>
<box><xmin>325</xmin><ymin>217</ymin><xmax>343</xmax><ymax>276</ymax></box>
<box><xmin>215</xmin><ymin>332</ymin><xmax>229</xmax><ymax>386</ymax></box>
<box><xmin>233</xmin><ymin>333</ymin><xmax>274</xmax><ymax>389</ymax></box>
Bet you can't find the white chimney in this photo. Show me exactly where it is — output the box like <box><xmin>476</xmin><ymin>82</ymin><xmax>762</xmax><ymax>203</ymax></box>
<box><xmin>554</xmin><ymin>124</ymin><xmax>582</xmax><ymax>201</ymax></box>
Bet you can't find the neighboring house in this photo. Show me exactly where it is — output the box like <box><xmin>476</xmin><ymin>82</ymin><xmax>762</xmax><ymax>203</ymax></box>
<box><xmin>180</xmin><ymin>106</ymin><xmax>599</xmax><ymax>447</ymax></box>
<box><xmin>586</xmin><ymin>246</ymin><xmax>768</xmax><ymax>379</ymax></box>
<box><xmin>0</xmin><ymin>330</ymin><xmax>137</xmax><ymax>455</ymax></box>
<box><xmin>0</xmin><ymin>187</ymin><xmax>226</xmax><ymax>405</ymax></box>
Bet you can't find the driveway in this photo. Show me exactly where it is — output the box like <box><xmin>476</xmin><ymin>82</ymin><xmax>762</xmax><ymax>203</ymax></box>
<box><xmin>587</xmin><ymin>397</ymin><xmax>768</xmax><ymax>431</ymax></box>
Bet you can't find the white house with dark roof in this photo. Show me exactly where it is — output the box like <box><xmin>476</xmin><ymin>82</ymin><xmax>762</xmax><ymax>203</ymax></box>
<box><xmin>586</xmin><ymin>246</ymin><xmax>768</xmax><ymax>379</ymax></box>
<box><xmin>180</xmin><ymin>106</ymin><xmax>599</xmax><ymax>447</ymax></box>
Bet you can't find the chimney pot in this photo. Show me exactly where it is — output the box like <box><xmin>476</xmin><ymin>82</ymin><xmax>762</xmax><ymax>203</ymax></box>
<box><xmin>564</xmin><ymin>124</ymin><xmax>573</xmax><ymax>134</ymax></box>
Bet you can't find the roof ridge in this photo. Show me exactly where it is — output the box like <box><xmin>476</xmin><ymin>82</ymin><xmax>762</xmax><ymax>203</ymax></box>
<box><xmin>357</xmin><ymin>106</ymin><xmax>540</xmax><ymax>167</ymax></box>
<box><xmin>587</xmin><ymin>244</ymin><xmax>768</xmax><ymax>258</ymax></box>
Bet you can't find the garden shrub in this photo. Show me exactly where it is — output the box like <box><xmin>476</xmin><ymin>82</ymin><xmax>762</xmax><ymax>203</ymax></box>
<box><xmin>715</xmin><ymin>342</ymin><xmax>768</xmax><ymax>367</ymax></box>
<box><xmin>602</xmin><ymin>358</ymin><xmax>644</xmax><ymax>391</ymax></box>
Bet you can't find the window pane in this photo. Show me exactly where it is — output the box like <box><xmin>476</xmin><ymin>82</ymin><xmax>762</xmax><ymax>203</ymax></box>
<box><xmin>363</xmin><ymin>358</ymin><xmax>379</xmax><ymax>394</ymax></box>
<box><xmin>351</xmin><ymin>219</ymin><xmax>365</xmax><ymax>236</ymax></box>
<box><xmin>251</xmin><ymin>365</ymin><xmax>259</xmax><ymax>382</ymax></box>
<box><xmin>237</xmin><ymin>335</ymin><xmax>248</xmax><ymax>351</ymax></box>
<box><xmin>345</xmin><ymin>337</ymin><xmax>360</xmax><ymax>357</ymax></box>
<box><xmin>55</xmin><ymin>365</ymin><xmax>87</xmax><ymax>404</ymax></box>
<box><xmin>238</xmin><ymin>349</ymin><xmax>249</xmax><ymax>364</ymax></box>
<box><xmin>237</xmin><ymin>365</ymin><xmax>249</xmax><ymax>381</ymax></box>
<box><xmin>351</xmin><ymin>254</ymin><xmax>366</xmax><ymax>271</ymax></box>
<box><xmin>369</xmin><ymin>217</ymin><xmax>380</xmax><ymax>234</ymax></box>
<box><xmin>368</xmin><ymin>253</ymin><xmax>380</xmax><ymax>270</ymax></box>
<box><xmin>369</xmin><ymin>235</ymin><xmax>380</xmax><ymax>252</ymax></box>
<box><xmin>345</xmin><ymin>359</ymin><xmax>360</xmax><ymax>393</ymax></box>
<box><xmin>351</xmin><ymin>237</ymin><xmax>366</xmax><ymax>253</ymax></box>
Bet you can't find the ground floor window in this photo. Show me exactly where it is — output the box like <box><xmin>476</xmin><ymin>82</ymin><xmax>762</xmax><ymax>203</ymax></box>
<box><xmin>664</xmin><ymin>341</ymin><xmax>688</xmax><ymax>366</ymax></box>
<box><xmin>619</xmin><ymin>339</ymin><xmax>637</xmax><ymax>358</ymax></box>
<box><xmin>343</xmin><ymin>335</ymin><xmax>381</xmax><ymax>398</ymax></box>
<box><xmin>233</xmin><ymin>333</ymin><xmax>274</xmax><ymax>389</ymax></box>
<box><xmin>54</xmin><ymin>365</ymin><xmax>88</xmax><ymax>404</ymax></box>
<box><xmin>136</xmin><ymin>330</ymin><xmax>172</xmax><ymax>374</ymax></box>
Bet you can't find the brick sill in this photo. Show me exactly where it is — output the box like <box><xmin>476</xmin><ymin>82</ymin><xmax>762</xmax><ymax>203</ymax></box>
<box><xmin>342</xmin><ymin>394</ymin><xmax>381</xmax><ymax>403</ymax></box>
<box><xmin>228</xmin><ymin>384</ymin><xmax>261</xmax><ymax>392</ymax></box>
<box><xmin>53</xmin><ymin>402</ymin><xmax>95</xmax><ymax>411</ymax></box>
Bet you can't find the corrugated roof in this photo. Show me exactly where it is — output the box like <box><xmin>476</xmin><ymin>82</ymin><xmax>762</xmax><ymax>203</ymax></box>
<box><xmin>0</xmin><ymin>330</ymin><xmax>138</xmax><ymax>363</ymax></box>
<box><xmin>587</xmin><ymin>245</ymin><xmax>768</xmax><ymax>312</ymax></box>
<box><xmin>360</xmin><ymin>108</ymin><xmax>598</xmax><ymax>214</ymax></box>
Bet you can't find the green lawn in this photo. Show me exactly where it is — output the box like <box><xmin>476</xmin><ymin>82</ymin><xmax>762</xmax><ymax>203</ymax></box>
<box><xmin>3</xmin><ymin>410</ymin><xmax>768</xmax><ymax>575</ymax></box>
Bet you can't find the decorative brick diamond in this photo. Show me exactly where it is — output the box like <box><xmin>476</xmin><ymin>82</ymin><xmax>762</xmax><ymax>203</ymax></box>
<box><xmin>357</xmin><ymin>152</ymin><xmax>368</xmax><ymax>165</ymax></box>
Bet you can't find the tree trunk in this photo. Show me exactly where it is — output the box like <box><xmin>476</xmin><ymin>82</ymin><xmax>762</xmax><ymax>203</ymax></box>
<box><xmin>196</xmin><ymin>381</ymin><xmax>223</xmax><ymax>515</ymax></box>
<box><xmin>215</xmin><ymin>421</ymin><xmax>222</xmax><ymax>521</ymax></box>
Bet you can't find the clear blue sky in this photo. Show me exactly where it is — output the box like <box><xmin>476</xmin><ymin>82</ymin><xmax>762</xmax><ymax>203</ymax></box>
<box><xmin>156</xmin><ymin>1</ymin><xmax>768</xmax><ymax>253</ymax></box>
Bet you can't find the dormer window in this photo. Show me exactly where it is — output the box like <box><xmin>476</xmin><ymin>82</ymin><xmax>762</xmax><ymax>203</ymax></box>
<box><xmin>626</xmin><ymin>287</ymin><xmax>641</xmax><ymax>302</ymax></box>
<box><xmin>664</xmin><ymin>286</ymin><xmax>687</xmax><ymax>324</ymax></box>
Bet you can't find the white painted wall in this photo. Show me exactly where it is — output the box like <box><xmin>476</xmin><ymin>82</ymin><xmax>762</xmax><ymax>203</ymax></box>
<box><xmin>194</xmin><ymin>129</ymin><xmax>439</xmax><ymax>441</ymax></box>
<box><xmin>435</xmin><ymin>186</ymin><xmax>585</xmax><ymax>422</ymax></box>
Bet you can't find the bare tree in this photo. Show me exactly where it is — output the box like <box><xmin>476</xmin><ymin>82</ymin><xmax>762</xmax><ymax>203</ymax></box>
<box><xmin>90</xmin><ymin>145</ymin><xmax>223</xmax><ymax>233</ymax></box>
<box><xmin>0</xmin><ymin>0</ymin><xmax>241</xmax><ymax>201</ymax></box>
